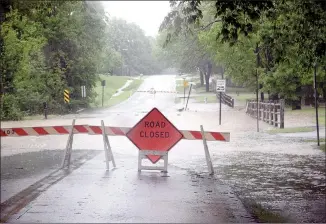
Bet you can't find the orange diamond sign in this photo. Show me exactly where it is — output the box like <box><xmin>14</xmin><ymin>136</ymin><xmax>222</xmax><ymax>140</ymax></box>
<box><xmin>126</xmin><ymin>108</ymin><xmax>183</xmax><ymax>163</ymax></box>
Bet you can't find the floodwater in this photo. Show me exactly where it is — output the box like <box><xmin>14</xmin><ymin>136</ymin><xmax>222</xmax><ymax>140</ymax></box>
<box><xmin>1</xmin><ymin>75</ymin><xmax>325</xmax><ymax>222</ymax></box>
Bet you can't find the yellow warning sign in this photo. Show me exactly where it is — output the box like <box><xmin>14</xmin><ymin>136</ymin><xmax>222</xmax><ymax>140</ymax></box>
<box><xmin>64</xmin><ymin>89</ymin><xmax>70</xmax><ymax>103</ymax></box>
<box><xmin>183</xmin><ymin>80</ymin><xmax>189</xmax><ymax>87</ymax></box>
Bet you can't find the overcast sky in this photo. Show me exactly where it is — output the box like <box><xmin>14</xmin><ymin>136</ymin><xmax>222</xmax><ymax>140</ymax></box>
<box><xmin>102</xmin><ymin>1</ymin><xmax>171</xmax><ymax>37</ymax></box>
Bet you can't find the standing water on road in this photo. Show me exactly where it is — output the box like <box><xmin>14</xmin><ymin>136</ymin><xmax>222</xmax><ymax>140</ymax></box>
<box><xmin>1</xmin><ymin>0</ymin><xmax>326</xmax><ymax>223</ymax></box>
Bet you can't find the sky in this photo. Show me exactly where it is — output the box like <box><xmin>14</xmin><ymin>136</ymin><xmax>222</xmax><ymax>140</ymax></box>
<box><xmin>102</xmin><ymin>1</ymin><xmax>171</xmax><ymax>37</ymax></box>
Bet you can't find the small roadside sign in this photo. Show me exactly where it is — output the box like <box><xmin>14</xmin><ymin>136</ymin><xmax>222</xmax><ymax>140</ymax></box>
<box><xmin>183</xmin><ymin>80</ymin><xmax>189</xmax><ymax>87</ymax></box>
<box><xmin>126</xmin><ymin>108</ymin><xmax>183</xmax><ymax>164</ymax></box>
<box><xmin>81</xmin><ymin>86</ymin><xmax>86</xmax><ymax>98</ymax></box>
<box><xmin>64</xmin><ymin>89</ymin><xmax>70</xmax><ymax>103</ymax></box>
<box><xmin>216</xmin><ymin>79</ymin><xmax>226</xmax><ymax>92</ymax></box>
<box><xmin>101</xmin><ymin>80</ymin><xmax>106</xmax><ymax>86</ymax></box>
<box><xmin>149</xmin><ymin>88</ymin><xmax>156</xmax><ymax>94</ymax></box>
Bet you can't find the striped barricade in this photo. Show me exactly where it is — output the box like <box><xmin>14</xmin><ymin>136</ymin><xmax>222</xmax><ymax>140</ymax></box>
<box><xmin>180</xmin><ymin>130</ymin><xmax>230</xmax><ymax>142</ymax></box>
<box><xmin>1</xmin><ymin>123</ymin><xmax>230</xmax><ymax>175</ymax></box>
<box><xmin>136</xmin><ymin>90</ymin><xmax>178</xmax><ymax>94</ymax></box>
<box><xmin>0</xmin><ymin>125</ymin><xmax>90</xmax><ymax>137</ymax></box>
<box><xmin>1</xmin><ymin>125</ymin><xmax>230</xmax><ymax>142</ymax></box>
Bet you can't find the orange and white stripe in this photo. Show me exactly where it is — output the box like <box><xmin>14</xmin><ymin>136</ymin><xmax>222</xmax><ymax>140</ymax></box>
<box><xmin>180</xmin><ymin>130</ymin><xmax>230</xmax><ymax>142</ymax></box>
<box><xmin>1</xmin><ymin>125</ymin><xmax>230</xmax><ymax>142</ymax></box>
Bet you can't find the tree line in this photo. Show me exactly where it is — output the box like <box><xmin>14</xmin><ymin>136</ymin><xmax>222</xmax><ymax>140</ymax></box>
<box><xmin>157</xmin><ymin>0</ymin><xmax>326</xmax><ymax>108</ymax></box>
<box><xmin>0</xmin><ymin>1</ymin><xmax>162</xmax><ymax>120</ymax></box>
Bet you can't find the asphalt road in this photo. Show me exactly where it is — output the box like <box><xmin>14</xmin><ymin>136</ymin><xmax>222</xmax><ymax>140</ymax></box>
<box><xmin>1</xmin><ymin>75</ymin><xmax>254</xmax><ymax>223</ymax></box>
<box><xmin>1</xmin><ymin>75</ymin><xmax>325</xmax><ymax>223</ymax></box>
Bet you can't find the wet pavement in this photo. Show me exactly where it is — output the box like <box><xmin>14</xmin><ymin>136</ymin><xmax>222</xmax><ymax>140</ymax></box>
<box><xmin>1</xmin><ymin>75</ymin><xmax>326</xmax><ymax>222</ymax></box>
<box><xmin>7</xmin><ymin>153</ymin><xmax>254</xmax><ymax>223</ymax></box>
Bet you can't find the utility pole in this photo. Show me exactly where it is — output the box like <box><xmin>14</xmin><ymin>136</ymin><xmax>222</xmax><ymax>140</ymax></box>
<box><xmin>255</xmin><ymin>44</ymin><xmax>260</xmax><ymax>132</ymax></box>
<box><xmin>314</xmin><ymin>63</ymin><xmax>320</xmax><ymax>146</ymax></box>
<box><xmin>101</xmin><ymin>80</ymin><xmax>106</xmax><ymax>107</ymax></box>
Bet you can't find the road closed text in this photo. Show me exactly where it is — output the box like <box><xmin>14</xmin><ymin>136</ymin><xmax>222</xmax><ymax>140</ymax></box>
<box><xmin>140</xmin><ymin>121</ymin><xmax>169</xmax><ymax>138</ymax></box>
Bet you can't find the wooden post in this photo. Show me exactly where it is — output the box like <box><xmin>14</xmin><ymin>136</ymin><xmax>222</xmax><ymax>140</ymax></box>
<box><xmin>262</xmin><ymin>103</ymin><xmax>266</xmax><ymax>121</ymax></box>
<box><xmin>101</xmin><ymin>120</ymin><xmax>116</xmax><ymax>170</ymax></box>
<box><xmin>61</xmin><ymin>119</ymin><xmax>75</xmax><ymax>169</ymax></box>
<box><xmin>258</xmin><ymin>101</ymin><xmax>261</xmax><ymax>120</ymax></box>
<box><xmin>268</xmin><ymin>102</ymin><xmax>272</xmax><ymax>124</ymax></box>
<box><xmin>280</xmin><ymin>99</ymin><xmax>285</xmax><ymax>128</ymax></box>
<box><xmin>274</xmin><ymin>102</ymin><xmax>278</xmax><ymax>127</ymax></box>
<box><xmin>269</xmin><ymin>101</ymin><xmax>275</xmax><ymax>125</ymax></box>
<box><xmin>200</xmin><ymin>125</ymin><xmax>214</xmax><ymax>175</ymax></box>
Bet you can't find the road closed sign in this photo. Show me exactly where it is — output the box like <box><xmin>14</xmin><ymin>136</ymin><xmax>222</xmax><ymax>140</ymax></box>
<box><xmin>216</xmin><ymin>79</ymin><xmax>226</xmax><ymax>92</ymax></box>
<box><xmin>126</xmin><ymin>108</ymin><xmax>183</xmax><ymax>163</ymax></box>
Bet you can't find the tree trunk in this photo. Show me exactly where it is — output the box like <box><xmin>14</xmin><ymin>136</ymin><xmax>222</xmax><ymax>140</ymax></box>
<box><xmin>269</xmin><ymin>93</ymin><xmax>279</xmax><ymax>101</ymax></box>
<box><xmin>205</xmin><ymin>61</ymin><xmax>212</xmax><ymax>92</ymax></box>
<box><xmin>199</xmin><ymin>70</ymin><xmax>204</xmax><ymax>86</ymax></box>
<box><xmin>205</xmin><ymin>73</ymin><xmax>210</xmax><ymax>92</ymax></box>
<box><xmin>259</xmin><ymin>84</ymin><xmax>264</xmax><ymax>101</ymax></box>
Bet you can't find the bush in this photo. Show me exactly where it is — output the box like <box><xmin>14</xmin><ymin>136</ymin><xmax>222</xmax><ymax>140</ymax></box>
<box><xmin>0</xmin><ymin>94</ymin><xmax>23</xmax><ymax>120</ymax></box>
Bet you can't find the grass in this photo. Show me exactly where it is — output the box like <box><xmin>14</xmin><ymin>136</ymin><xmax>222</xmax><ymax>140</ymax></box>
<box><xmin>22</xmin><ymin>114</ymin><xmax>59</xmax><ymax>120</ymax></box>
<box><xmin>92</xmin><ymin>75</ymin><xmax>138</xmax><ymax>108</ymax></box>
<box><xmin>92</xmin><ymin>75</ymin><xmax>130</xmax><ymax>107</ymax></box>
<box><xmin>246</xmin><ymin>202</ymin><xmax>289</xmax><ymax>223</ymax></box>
<box><xmin>176</xmin><ymin>79</ymin><xmax>192</xmax><ymax>93</ymax></box>
<box><xmin>286</xmin><ymin>107</ymin><xmax>325</xmax><ymax>125</ymax></box>
<box><xmin>303</xmin><ymin>138</ymin><xmax>326</xmax><ymax>152</ymax></box>
<box><xmin>174</xmin><ymin>97</ymin><xmax>182</xmax><ymax>104</ymax></box>
<box><xmin>267</xmin><ymin>126</ymin><xmax>316</xmax><ymax>134</ymax></box>
<box><xmin>124</xmin><ymin>79</ymin><xmax>143</xmax><ymax>92</ymax></box>
<box><xmin>226</xmin><ymin>86</ymin><xmax>253</xmax><ymax>93</ymax></box>
<box><xmin>304</xmin><ymin>138</ymin><xmax>326</xmax><ymax>142</ymax></box>
<box><xmin>227</xmin><ymin>91</ymin><xmax>256</xmax><ymax>107</ymax></box>
<box><xmin>194</xmin><ymin>94</ymin><xmax>217</xmax><ymax>103</ymax></box>
<box><xmin>102</xmin><ymin>78</ymin><xmax>143</xmax><ymax>108</ymax></box>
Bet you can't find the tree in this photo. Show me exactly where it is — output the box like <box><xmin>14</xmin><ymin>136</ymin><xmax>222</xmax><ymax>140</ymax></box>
<box><xmin>159</xmin><ymin>0</ymin><xmax>326</xmax><ymax>105</ymax></box>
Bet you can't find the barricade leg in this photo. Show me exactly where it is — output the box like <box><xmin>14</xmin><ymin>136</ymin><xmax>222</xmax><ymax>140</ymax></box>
<box><xmin>200</xmin><ymin>125</ymin><xmax>214</xmax><ymax>175</ymax></box>
<box><xmin>101</xmin><ymin>120</ymin><xmax>116</xmax><ymax>170</ymax></box>
<box><xmin>61</xmin><ymin>119</ymin><xmax>75</xmax><ymax>169</ymax></box>
<box><xmin>163</xmin><ymin>154</ymin><xmax>168</xmax><ymax>173</ymax></box>
<box><xmin>138</xmin><ymin>150</ymin><xmax>168</xmax><ymax>173</ymax></box>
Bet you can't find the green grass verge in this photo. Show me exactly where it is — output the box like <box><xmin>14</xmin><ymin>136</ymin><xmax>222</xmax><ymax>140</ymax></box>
<box><xmin>228</xmin><ymin>92</ymin><xmax>256</xmax><ymax>103</ymax></box>
<box><xmin>104</xmin><ymin>79</ymin><xmax>143</xmax><ymax>108</ymax></box>
<box><xmin>175</xmin><ymin>79</ymin><xmax>191</xmax><ymax>93</ymax></box>
<box><xmin>194</xmin><ymin>85</ymin><xmax>208</xmax><ymax>94</ymax></box>
<box><xmin>92</xmin><ymin>75</ymin><xmax>143</xmax><ymax>108</ymax></box>
<box><xmin>303</xmin><ymin>139</ymin><xmax>326</xmax><ymax>152</ymax></box>
<box><xmin>194</xmin><ymin>94</ymin><xmax>217</xmax><ymax>103</ymax></box>
<box><xmin>92</xmin><ymin>75</ymin><xmax>130</xmax><ymax>107</ymax></box>
<box><xmin>91</xmin><ymin>75</ymin><xmax>130</xmax><ymax>108</ymax></box>
<box><xmin>226</xmin><ymin>87</ymin><xmax>253</xmax><ymax>93</ymax></box>
<box><xmin>22</xmin><ymin>114</ymin><xmax>59</xmax><ymax>120</ymax></box>
<box><xmin>174</xmin><ymin>97</ymin><xmax>182</xmax><ymax>104</ymax></box>
<box><xmin>247</xmin><ymin>202</ymin><xmax>289</xmax><ymax>223</ymax></box>
<box><xmin>304</xmin><ymin>138</ymin><xmax>326</xmax><ymax>142</ymax></box>
<box><xmin>267</xmin><ymin>126</ymin><xmax>316</xmax><ymax>134</ymax></box>
<box><xmin>286</xmin><ymin>107</ymin><xmax>325</xmax><ymax>125</ymax></box>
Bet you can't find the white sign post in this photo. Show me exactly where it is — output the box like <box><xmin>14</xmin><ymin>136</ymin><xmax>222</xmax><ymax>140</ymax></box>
<box><xmin>81</xmin><ymin>86</ymin><xmax>86</xmax><ymax>98</ymax></box>
<box><xmin>216</xmin><ymin>79</ymin><xmax>226</xmax><ymax>125</ymax></box>
<box><xmin>216</xmin><ymin>80</ymin><xmax>226</xmax><ymax>92</ymax></box>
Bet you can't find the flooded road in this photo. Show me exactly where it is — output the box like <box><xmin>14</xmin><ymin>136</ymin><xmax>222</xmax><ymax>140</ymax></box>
<box><xmin>1</xmin><ymin>75</ymin><xmax>325</xmax><ymax>222</ymax></box>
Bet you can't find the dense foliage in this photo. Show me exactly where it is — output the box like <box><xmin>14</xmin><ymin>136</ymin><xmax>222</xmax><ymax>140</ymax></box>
<box><xmin>0</xmin><ymin>1</ymin><xmax>162</xmax><ymax>120</ymax></box>
<box><xmin>158</xmin><ymin>0</ymin><xmax>326</xmax><ymax>103</ymax></box>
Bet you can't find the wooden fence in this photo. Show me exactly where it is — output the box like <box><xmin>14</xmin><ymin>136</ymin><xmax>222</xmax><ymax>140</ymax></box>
<box><xmin>217</xmin><ymin>92</ymin><xmax>234</xmax><ymax>108</ymax></box>
<box><xmin>246</xmin><ymin>99</ymin><xmax>285</xmax><ymax>128</ymax></box>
